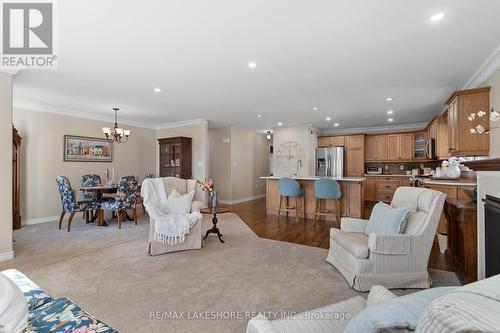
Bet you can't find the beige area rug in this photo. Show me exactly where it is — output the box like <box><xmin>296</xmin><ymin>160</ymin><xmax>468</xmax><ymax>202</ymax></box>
<box><xmin>1</xmin><ymin>212</ymin><xmax>459</xmax><ymax>333</ymax></box>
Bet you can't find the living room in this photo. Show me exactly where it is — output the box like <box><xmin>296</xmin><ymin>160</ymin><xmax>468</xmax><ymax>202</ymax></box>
<box><xmin>1</xmin><ymin>1</ymin><xmax>500</xmax><ymax>332</ymax></box>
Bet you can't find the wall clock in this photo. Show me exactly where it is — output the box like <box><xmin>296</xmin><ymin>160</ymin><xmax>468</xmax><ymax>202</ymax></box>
<box><xmin>275</xmin><ymin>141</ymin><xmax>305</xmax><ymax>176</ymax></box>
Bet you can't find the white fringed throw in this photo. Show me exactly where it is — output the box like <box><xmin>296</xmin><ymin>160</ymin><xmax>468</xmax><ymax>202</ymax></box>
<box><xmin>141</xmin><ymin>178</ymin><xmax>202</xmax><ymax>245</ymax></box>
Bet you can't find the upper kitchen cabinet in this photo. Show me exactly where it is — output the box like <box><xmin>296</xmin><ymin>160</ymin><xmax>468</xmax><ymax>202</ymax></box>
<box><xmin>426</xmin><ymin>113</ymin><xmax>449</xmax><ymax>160</ymax></box>
<box><xmin>446</xmin><ymin>87</ymin><xmax>490</xmax><ymax>156</ymax></box>
<box><xmin>387</xmin><ymin>133</ymin><xmax>414</xmax><ymax>160</ymax></box>
<box><xmin>413</xmin><ymin>131</ymin><xmax>427</xmax><ymax>159</ymax></box>
<box><xmin>317</xmin><ymin>136</ymin><xmax>345</xmax><ymax>147</ymax></box>
<box><xmin>365</xmin><ymin>135</ymin><xmax>388</xmax><ymax>161</ymax></box>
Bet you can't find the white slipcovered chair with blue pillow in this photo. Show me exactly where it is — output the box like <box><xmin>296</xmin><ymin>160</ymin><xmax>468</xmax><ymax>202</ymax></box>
<box><xmin>246</xmin><ymin>274</ymin><xmax>500</xmax><ymax>333</ymax></box>
<box><xmin>327</xmin><ymin>187</ymin><xmax>446</xmax><ymax>291</ymax></box>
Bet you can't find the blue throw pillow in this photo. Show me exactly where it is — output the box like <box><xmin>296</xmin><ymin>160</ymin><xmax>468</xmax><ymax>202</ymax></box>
<box><xmin>365</xmin><ymin>202</ymin><xmax>410</xmax><ymax>235</ymax></box>
<box><xmin>344</xmin><ymin>287</ymin><xmax>456</xmax><ymax>333</ymax></box>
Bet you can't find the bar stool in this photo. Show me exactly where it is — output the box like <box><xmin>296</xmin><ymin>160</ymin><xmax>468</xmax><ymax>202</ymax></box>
<box><xmin>277</xmin><ymin>178</ymin><xmax>305</xmax><ymax>222</ymax></box>
<box><xmin>314</xmin><ymin>178</ymin><xmax>342</xmax><ymax>223</ymax></box>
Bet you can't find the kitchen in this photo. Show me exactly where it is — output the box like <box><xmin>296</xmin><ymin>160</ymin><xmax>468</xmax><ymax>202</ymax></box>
<box><xmin>263</xmin><ymin>86</ymin><xmax>496</xmax><ymax>284</ymax></box>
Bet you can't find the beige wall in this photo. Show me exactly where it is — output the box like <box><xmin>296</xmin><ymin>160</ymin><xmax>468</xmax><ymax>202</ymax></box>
<box><xmin>481</xmin><ymin>67</ymin><xmax>500</xmax><ymax>157</ymax></box>
<box><xmin>208</xmin><ymin>127</ymin><xmax>269</xmax><ymax>203</ymax></box>
<box><xmin>272</xmin><ymin>124</ymin><xmax>317</xmax><ymax>176</ymax></box>
<box><xmin>0</xmin><ymin>72</ymin><xmax>13</xmax><ymax>260</ymax></box>
<box><xmin>208</xmin><ymin>127</ymin><xmax>232</xmax><ymax>201</ymax></box>
<box><xmin>155</xmin><ymin>121</ymin><xmax>208</xmax><ymax>181</ymax></box>
<box><xmin>13</xmin><ymin>108</ymin><xmax>156</xmax><ymax>222</ymax></box>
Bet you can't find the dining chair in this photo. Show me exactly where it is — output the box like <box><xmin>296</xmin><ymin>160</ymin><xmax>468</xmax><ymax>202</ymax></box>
<box><xmin>277</xmin><ymin>178</ymin><xmax>305</xmax><ymax>222</ymax></box>
<box><xmin>100</xmin><ymin>176</ymin><xmax>139</xmax><ymax>228</ymax></box>
<box><xmin>81</xmin><ymin>174</ymin><xmax>101</xmax><ymax>222</ymax></box>
<box><xmin>137</xmin><ymin>174</ymin><xmax>155</xmax><ymax>214</ymax></box>
<box><xmin>56</xmin><ymin>176</ymin><xmax>99</xmax><ymax>232</ymax></box>
<box><xmin>313</xmin><ymin>178</ymin><xmax>342</xmax><ymax>223</ymax></box>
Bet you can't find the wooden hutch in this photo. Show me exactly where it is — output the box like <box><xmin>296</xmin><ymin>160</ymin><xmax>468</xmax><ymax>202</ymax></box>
<box><xmin>158</xmin><ymin>137</ymin><xmax>192</xmax><ymax>179</ymax></box>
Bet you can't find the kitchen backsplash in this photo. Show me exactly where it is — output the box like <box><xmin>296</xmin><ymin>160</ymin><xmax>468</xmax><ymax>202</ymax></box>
<box><xmin>365</xmin><ymin>161</ymin><xmax>442</xmax><ymax>175</ymax></box>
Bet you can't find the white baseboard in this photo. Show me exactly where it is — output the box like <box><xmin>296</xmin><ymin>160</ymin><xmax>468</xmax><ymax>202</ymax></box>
<box><xmin>22</xmin><ymin>215</ymin><xmax>59</xmax><ymax>226</ymax></box>
<box><xmin>0</xmin><ymin>251</ymin><xmax>15</xmax><ymax>262</ymax></box>
<box><xmin>220</xmin><ymin>194</ymin><xmax>266</xmax><ymax>205</ymax></box>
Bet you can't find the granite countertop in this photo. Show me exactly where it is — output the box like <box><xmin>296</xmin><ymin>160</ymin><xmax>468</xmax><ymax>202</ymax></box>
<box><xmin>417</xmin><ymin>178</ymin><xmax>477</xmax><ymax>187</ymax></box>
<box><xmin>260</xmin><ymin>176</ymin><xmax>366</xmax><ymax>182</ymax></box>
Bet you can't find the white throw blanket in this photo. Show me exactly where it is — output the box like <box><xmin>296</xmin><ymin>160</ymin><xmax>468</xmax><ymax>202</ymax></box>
<box><xmin>141</xmin><ymin>178</ymin><xmax>202</xmax><ymax>245</ymax></box>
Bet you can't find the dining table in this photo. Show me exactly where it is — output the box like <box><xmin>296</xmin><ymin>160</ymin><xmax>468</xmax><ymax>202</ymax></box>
<box><xmin>76</xmin><ymin>185</ymin><xmax>141</xmax><ymax>226</ymax></box>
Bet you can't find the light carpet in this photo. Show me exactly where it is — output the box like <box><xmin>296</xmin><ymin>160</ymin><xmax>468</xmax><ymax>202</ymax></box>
<box><xmin>1</xmin><ymin>212</ymin><xmax>459</xmax><ymax>332</ymax></box>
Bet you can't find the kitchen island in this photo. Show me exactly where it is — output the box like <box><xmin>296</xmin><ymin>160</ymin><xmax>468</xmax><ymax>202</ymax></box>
<box><xmin>261</xmin><ymin>176</ymin><xmax>366</xmax><ymax>220</ymax></box>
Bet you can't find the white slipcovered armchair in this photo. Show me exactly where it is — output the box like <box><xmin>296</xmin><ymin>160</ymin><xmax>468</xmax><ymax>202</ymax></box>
<box><xmin>327</xmin><ymin>187</ymin><xmax>446</xmax><ymax>291</ymax></box>
<box><xmin>148</xmin><ymin>177</ymin><xmax>205</xmax><ymax>255</ymax></box>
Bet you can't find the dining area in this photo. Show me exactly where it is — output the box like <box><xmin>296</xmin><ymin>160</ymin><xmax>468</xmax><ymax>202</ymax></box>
<box><xmin>55</xmin><ymin>171</ymin><xmax>154</xmax><ymax>231</ymax></box>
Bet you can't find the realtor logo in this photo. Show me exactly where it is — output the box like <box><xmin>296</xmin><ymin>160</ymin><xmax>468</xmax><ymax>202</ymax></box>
<box><xmin>1</xmin><ymin>0</ymin><xmax>58</xmax><ymax>69</ymax></box>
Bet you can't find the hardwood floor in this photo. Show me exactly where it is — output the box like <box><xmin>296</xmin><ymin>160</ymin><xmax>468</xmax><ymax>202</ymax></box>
<box><xmin>227</xmin><ymin>197</ymin><xmax>454</xmax><ymax>272</ymax></box>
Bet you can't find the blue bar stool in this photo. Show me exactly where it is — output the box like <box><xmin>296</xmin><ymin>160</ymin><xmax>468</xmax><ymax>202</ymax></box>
<box><xmin>314</xmin><ymin>178</ymin><xmax>342</xmax><ymax>223</ymax></box>
<box><xmin>277</xmin><ymin>178</ymin><xmax>305</xmax><ymax>222</ymax></box>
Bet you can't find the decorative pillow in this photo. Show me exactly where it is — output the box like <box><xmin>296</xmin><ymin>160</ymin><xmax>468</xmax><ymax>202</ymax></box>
<box><xmin>166</xmin><ymin>189</ymin><xmax>195</xmax><ymax>214</ymax></box>
<box><xmin>30</xmin><ymin>297</ymin><xmax>116</xmax><ymax>333</ymax></box>
<box><xmin>0</xmin><ymin>273</ymin><xmax>28</xmax><ymax>333</ymax></box>
<box><xmin>344</xmin><ymin>287</ymin><xmax>456</xmax><ymax>333</ymax></box>
<box><xmin>365</xmin><ymin>202</ymin><xmax>410</xmax><ymax>235</ymax></box>
<box><xmin>0</xmin><ymin>269</ymin><xmax>53</xmax><ymax>311</ymax></box>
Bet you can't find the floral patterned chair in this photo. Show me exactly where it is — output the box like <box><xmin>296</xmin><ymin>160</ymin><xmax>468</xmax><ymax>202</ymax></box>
<box><xmin>2</xmin><ymin>269</ymin><xmax>116</xmax><ymax>333</ymax></box>
<box><xmin>80</xmin><ymin>174</ymin><xmax>101</xmax><ymax>222</ymax></box>
<box><xmin>56</xmin><ymin>176</ymin><xmax>99</xmax><ymax>232</ymax></box>
<box><xmin>100</xmin><ymin>176</ymin><xmax>139</xmax><ymax>228</ymax></box>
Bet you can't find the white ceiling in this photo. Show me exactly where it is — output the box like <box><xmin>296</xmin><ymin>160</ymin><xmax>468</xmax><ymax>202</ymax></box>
<box><xmin>12</xmin><ymin>0</ymin><xmax>500</xmax><ymax>132</ymax></box>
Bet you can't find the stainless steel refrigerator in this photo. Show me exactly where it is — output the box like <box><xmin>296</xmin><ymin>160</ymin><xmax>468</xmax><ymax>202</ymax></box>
<box><xmin>315</xmin><ymin>146</ymin><xmax>345</xmax><ymax>177</ymax></box>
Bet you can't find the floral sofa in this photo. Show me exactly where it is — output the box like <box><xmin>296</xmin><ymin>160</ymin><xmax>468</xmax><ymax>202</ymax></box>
<box><xmin>2</xmin><ymin>269</ymin><xmax>117</xmax><ymax>333</ymax></box>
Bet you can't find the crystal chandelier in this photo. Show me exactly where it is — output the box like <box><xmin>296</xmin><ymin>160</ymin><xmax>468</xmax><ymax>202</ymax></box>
<box><xmin>102</xmin><ymin>107</ymin><xmax>130</xmax><ymax>143</ymax></box>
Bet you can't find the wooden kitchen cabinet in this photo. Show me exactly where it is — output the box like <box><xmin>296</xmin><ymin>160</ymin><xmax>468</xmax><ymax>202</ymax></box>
<box><xmin>427</xmin><ymin>114</ymin><xmax>450</xmax><ymax>160</ymax></box>
<box><xmin>387</xmin><ymin>134</ymin><xmax>401</xmax><ymax>160</ymax></box>
<box><xmin>345</xmin><ymin>135</ymin><xmax>365</xmax><ymax>176</ymax></box>
<box><xmin>317</xmin><ymin>136</ymin><xmax>345</xmax><ymax>147</ymax></box>
<box><xmin>400</xmin><ymin>133</ymin><xmax>414</xmax><ymax>160</ymax></box>
<box><xmin>365</xmin><ymin>135</ymin><xmax>388</xmax><ymax>161</ymax></box>
<box><xmin>446</xmin><ymin>87</ymin><xmax>490</xmax><ymax>156</ymax></box>
<box><xmin>364</xmin><ymin>177</ymin><xmax>376</xmax><ymax>201</ymax></box>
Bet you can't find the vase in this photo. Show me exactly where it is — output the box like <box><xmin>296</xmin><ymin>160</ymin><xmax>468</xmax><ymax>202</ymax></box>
<box><xmin>448</xmin><ymin>165</ymin><xmax>461</xmax><ymax>178</ymax></box>
<box><xmin>208</xmin><ymin>191</ymin><xmax>219</xmax><ymax>209</ymax></box>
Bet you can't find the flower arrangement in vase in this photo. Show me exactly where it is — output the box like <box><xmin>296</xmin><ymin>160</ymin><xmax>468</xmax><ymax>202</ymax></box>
<box><xmin>198</xmin><ymin>179</ymin><xmax>218</xmax><ymax>209</ymax></box>
<box><xmin>468</xmin><ymin>107</ymin><xmax>499</xmax><ymax>134</ymax></box>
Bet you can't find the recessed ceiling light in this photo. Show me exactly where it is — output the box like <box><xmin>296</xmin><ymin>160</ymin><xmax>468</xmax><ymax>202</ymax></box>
<box><xmin>385</xmin><ymin>97</ymin><xmax>393</xmax><ymax>101</ymax></box>
<box><xmin>430</xmin><ymin>13</ymin><xmax>444</xmax><ymax>22</ymax></box>
<box><xmin>277</xmin><ymin>122</ymin><xmax>283</xmax><ymax>126</ymax></box>
<box><xmin>257</xmin><ymin>114</ymin><xmax>262</xmax><ymax>118</ymax></box>
<box><xmin>334</xmin><ymin>123</ymin><xmax>339</xmax><ymax>127</ymax></box>
<box><xmin>153</xmin><ymin>88</ymin><xmax>161</xmax><ymax>93</ymax></box>
<box><xmin>248</xmin><ymin>62</ymin><xmax>257</xmax><ymax>69</ymax></box>
<box><xmin>326</xmin><ymin>116</ymin><xmax>332</xmax><ymax>121</ymax></box>
<box><xmin>313</xmin><ymin>107</ymin><xmax>318</xmax><ymax>111</ymax></box>
<box><xmin>388</xmin><ymin>118</ymin><xmax>394</xmax><ymax>122</ymax></box>
<box><xmin>387</xmin><ymin>110</ymin><xmax>394</xmax><ymax>115</ymax></box>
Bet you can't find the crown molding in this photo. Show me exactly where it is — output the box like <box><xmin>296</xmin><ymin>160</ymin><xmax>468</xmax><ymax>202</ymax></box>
<box><xmin>0</xmin><ymin>69</ymin><xmax>18</xmax><ymax>75</ymax></box>
<box><xmin>153</xmin><ymin>119</ymin><xmax>207</xmax><ymax>130</ymax></box>
<box><xmin>13</xmin><ymin>100</ymin><xmax>155</xmax><ymax>129</ymax></box>
<box><xmin>463</xmin><ymin>44</ymin><xmax>500</xmax><ymax>89</ymax></box>
<box><xmin>319</xmin><ymin>122</ymin><xmax>427</xmax><ymax>135</ymax></box>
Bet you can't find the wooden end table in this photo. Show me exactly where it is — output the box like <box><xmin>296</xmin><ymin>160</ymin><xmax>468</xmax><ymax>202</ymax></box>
<box><xmin>200</xmin><ymin>207</ymin><xmax>230</xmax><ymax>243</ymax></box>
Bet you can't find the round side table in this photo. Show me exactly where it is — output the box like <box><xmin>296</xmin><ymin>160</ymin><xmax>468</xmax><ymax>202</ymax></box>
<box><xmin>200</xmin><ymin>207</ymin><xmax>230</xmax><ymax>243</ymax></box>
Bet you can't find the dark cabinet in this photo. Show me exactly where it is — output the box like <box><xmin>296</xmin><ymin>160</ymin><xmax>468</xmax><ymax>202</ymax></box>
<box><xmin>158</xmin><ymin>137</ymin><xmax>192</xmax><ymax>179</ymax></box>
<box><xmin>444</xmin><ymin>199</ymin><xmax>477</xmax><ymax>284</ymax></box>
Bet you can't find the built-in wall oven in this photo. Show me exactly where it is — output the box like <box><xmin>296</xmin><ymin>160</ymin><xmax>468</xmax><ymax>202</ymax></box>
<box><xmin>484</xmin><ymin>194</ymin><xmax>500</xmax><ymax>278</ymax></box>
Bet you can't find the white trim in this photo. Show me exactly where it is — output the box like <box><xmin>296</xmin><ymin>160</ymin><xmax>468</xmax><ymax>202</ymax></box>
<box><xmin>0</xmin><ymin>251</ymin><xmax>15</xmax><ymax>262</ymax></box>
<box><xmin>22</xmin><ymin>215</ymin><xmax>59</xmax><ymax>226</ymax></box>
<box><xmin>463</xmin><ymin>44</ymin><xmax>500</xmax><ymax>89</ymax></box>
<box><xmin>13</xmin><ymin>100</ymin><xmax>155</xmax><ymax>129</ymax></box>
<box><xmin>319</xmin><ymin>122</ymin><xmax>427</xmax><ymax>135</ymax></box>
<box><xmin>153</xmin><ymin>119</ymin><xmax>206</xmax><ymax>130</ymax></box>
<box><xmin>219</xmin><ymin>194</ymin><xmax>266</xmax><ymax>205</ymax></box>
